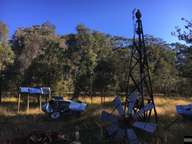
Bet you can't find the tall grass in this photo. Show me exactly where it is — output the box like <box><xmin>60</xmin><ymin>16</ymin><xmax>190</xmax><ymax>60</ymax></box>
<box><xmin>0</xmin><ymin>96</ymin><xmax>192</xmax><ymax>143</ymax></box>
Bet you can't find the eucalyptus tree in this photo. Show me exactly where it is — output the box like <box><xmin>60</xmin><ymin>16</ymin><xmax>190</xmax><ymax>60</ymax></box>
<box><xmin>173</xmin><ymin>18</ymin><xmax>192</xmax><ymax>96</ymax></box>
<box><xmin>0</xmin><ymin>22</ymin><xmax>14</xmax><ymax>102</ymax></box>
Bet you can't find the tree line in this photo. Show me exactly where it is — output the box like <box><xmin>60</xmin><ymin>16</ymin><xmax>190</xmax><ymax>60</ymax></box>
<box><xmin>0</xmin><ymin>19</ymin><xmax>191</xmax><ymax>102</ymax></box>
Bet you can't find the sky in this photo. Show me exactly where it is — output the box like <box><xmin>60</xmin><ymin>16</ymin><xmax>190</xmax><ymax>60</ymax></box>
<box><xmin>0</xmin><ymin>0</ymin><xmax>191</xmax><ymax>43</ymax></box>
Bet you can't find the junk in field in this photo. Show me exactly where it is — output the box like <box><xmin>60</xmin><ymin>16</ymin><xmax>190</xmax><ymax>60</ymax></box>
<box><xmin>42</xmin><ymin>96</ymin><xmax>87</xmax><ymax>120</ymax></box>
<box><xmin>176</xmin><ymin>104</ymin><xmax>192</xmax><ymax>119</ymax></box>
<box><xmin>9</xmin><ymin>129</ymin><xmax>82</xmax><ymax>144</ymax></box>
<box><xmin>100</xmin><ymin>96</ymin><xmax>156</xmax><ymax>143</ymax></box>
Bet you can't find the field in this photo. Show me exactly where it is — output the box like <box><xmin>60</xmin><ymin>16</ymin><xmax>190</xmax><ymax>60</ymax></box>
<box><xmin>0</xmin><ymin>96</ymin><xmax>192</xmax><ymax>144</ymax></box>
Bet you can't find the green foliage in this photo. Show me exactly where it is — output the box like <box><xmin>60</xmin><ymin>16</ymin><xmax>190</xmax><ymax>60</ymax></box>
<box><xmin>0</xmin><ymin>21</ymin><xmax>189</xmax><ymax>97</ymax></box>
<box><xmin>53</xmin><ymin>77</ymin><xmax>74</xmax><ymax>96</ymax></box>
<box><xmin>10</xmin><ymin>22</ymin><xmax>67</xmax><ymax>88</ymax></box>
<box><xmin>0</xmin><ymin>21</ymin><xmax>8</xmax><ymax>46</ymax></box>
<box><xmin>0</xmin><ymin>44</ymin><xmax>14</xmax><ymax>72</ymax></box>
<box><xmin>12</xmin><ymin>22</ymin><xmax>58</xmax><ymax>73</ymax></box>
<box><xmin>72</xmin><ymin>25</ymin><xmax>114</xmax><ymax>96</ymax></box>
<box><xmin>145</xmin><ymin>35</ymin><xmax>177</xmax><ymax>93</ymax></box>
<box><xmin>24</xmin><ymin>34</ymin><xmax>67</xmax><ymax>87</ymax></box>
<box><xmin>94</xmin><ymin>57</ymin><xmax>116</xmax><ymax>92</ymax></box>
<box><xmin>173</xmin><ymin>18</ymin><xmax>192</xmax><ymax>96</ymax></box>
<box><xmin>0</xmin><ymin>22</ymin><xmax>14</xmax><ymax>102</ymax></box>
<box><xmin>0</xmin><ymin>22</ymin><xmax>14</xmax><ymax>71</ymax></box>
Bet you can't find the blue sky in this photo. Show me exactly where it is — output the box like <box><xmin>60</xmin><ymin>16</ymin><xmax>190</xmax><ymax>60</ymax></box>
<box><xmin>0</xmin><ymin>0</ymin><xmax>191</xmax><ymax>43</ymax></box>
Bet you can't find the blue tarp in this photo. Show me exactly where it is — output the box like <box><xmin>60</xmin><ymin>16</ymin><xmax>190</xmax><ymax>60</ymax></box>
<box><xmin>19</xmin><ymin>87</ymin><xmax>50</xmax><ymax>95</ymax></box>
<box><xmin>20</xmin><ymin>87</ymin><xmax>29</xmax><ymax>93</ymax></box>
<box><xmin>29</xmin><ymin>87</ymin><xmax>43</xmax><ymax>94</ymax></box>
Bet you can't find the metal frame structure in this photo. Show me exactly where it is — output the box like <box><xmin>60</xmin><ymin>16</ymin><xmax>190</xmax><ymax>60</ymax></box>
<box><xmin>125</xmin><ymin>9</ymin><xmax>158</xmax><ymax>122</ymax></box>
<box><xmin>99</xmin><ymin>9</ymin><xmax>159</xmax><ymax>143</ymax></box>
<box><xmin>17</xmin><ymin>87</ymin><xmax>51</xmax><ymax>113</ymax></box>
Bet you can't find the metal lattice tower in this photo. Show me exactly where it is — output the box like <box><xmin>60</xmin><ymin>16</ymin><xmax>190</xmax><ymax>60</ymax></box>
<box><xmin>100</xmin><ymin>10</ymin><xmax>158</xmax><ymax>143</ymax></box>
<box><xmin>125</xmin><ymin>9</ymin><xmax>158</xmax><ymax>122</ymax></box>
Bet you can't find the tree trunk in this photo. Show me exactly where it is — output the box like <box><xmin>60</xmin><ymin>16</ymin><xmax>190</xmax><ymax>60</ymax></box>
<box><xmin>0</xmin><ymin>85</ymin><xmax>1</xmax><ymax>103</ymax></box>
<box><xmin>0</xmin><ymin>78</ymin><xmax>2</xmax><ymax>103</ymax></box>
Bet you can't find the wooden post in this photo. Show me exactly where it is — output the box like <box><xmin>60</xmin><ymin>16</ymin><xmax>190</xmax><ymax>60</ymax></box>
<box><xmin>91</xmin><ymin>94</ymin><xmax>93</xmax><ymax>104</ymax></box>
<box><xmin>100</xmin><ymin>95</ymin><xmax>102</xmax><ymax>104</ymax></box>
<box><xmin>49</xmin><ymin>90</ymin><xmax>51</xmax><ymax>100</ymax></box>
<box><xmin>17</xmin><ymin>93</ymin><xmax>21</xmax><ymax>112</ymax></box>
<box><xmin>103</xmin><ymin>93</ymin><xmax>105</xmax><ymax>104</ymax></box>
<box><xmin>45</xmin><ymin>95</ymin><xmax>48</xmax><ymax>103</ymax></box>
<box><xmin>0</xmin><ymin>82</ymin><xmax>2</xmax><ymax>104</ymax></box>
<box><xmin>27</xmin><ymin>94</ymin><xmax>29</xmax><ymax>113</ymax></box>
<box><xmin>39</xmin><ymin>95</ymin><xmax>42</xmax><ymax>111</ymax></box>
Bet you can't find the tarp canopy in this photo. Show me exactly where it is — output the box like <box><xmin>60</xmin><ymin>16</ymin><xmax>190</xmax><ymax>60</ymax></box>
<box><xmin>19</xmin><ymin>87</ymin><xmax>51</xmax><ymax>95</ymax></box>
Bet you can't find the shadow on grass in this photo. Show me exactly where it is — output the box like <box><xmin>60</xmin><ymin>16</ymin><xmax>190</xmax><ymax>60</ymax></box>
<box><xmin>0</xmin><ymin>102</ymin><xmax>114</xmax><ymax>144</ymax></box>
<box><xmin>0</xmin><ymin>101</ymin><xmax>45</xmax><ymax>113</ymax></box>
<box><xmin>1</xmin><ymin>99</ymin><xmax>192</xmax><ymax>144</ymax></box>
<box><xmin>0</xmin><ymin>113</ymin><xmax>107</xmax><ymax>144</ymax></box>
<box><xmin>150</xmin><ymin>114</ymin><xmax>192</xmax><ymax>144</ymax></box>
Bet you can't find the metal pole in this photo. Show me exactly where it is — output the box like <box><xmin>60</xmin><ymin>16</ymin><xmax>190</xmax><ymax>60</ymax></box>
<box><xmin>126</xmin><ymin>9</ymin><xmax>158</xmax><ymax>122</ymax></box>
<box><xmin>39</xmin><ymin>95</ymin><xmax>42</xmax><ymax>111</ymax></box>
<box><xmin>17</xmin><ymin>93</ymin><xmax>21</xmax><ymax>112</ymax></box>
<box><xmin>27</xmin><ymin>93</ymin><xmax>29</xmax><ymax>113</ymax></box>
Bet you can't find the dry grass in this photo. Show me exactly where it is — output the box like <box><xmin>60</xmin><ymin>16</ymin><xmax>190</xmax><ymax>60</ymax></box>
<box><xmin>0</xmin><ymin>96</ymin><xmax>192</xmax><ymax>144</ymax></box>
<box><xmin>155</xmin><ymin>96</ymin><xmax>192</xmax><ymax>116</ymax></box>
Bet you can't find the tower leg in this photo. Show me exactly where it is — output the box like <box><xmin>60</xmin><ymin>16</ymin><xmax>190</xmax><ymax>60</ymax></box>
<box><xmin>17</xmin><ymin>93</ymin><xmax>21</xmax><ymax>112</ymax></box>
<box><xmin>27</xmin><ymin>94</ymin><xmax>29</xmax><ymax>113</ymax></box>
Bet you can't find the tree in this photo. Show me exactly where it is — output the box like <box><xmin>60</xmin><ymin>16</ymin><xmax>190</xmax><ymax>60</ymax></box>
<box><xmin>93</xmin><ymin>57</ymin><xmax>116</xmax><ymax>93</ymax></box>
<box><xmin>2</xmin><ymin>22</ymin><xmax>183</xmax><ymax>98</ymax></box>
<box><xmin>25</xmin><ymin>38</ymin><xmax>67</xmax><ymax>87</ymax></box>
<box><xmin>0</xmin><ymin>22</ymin><xmax>13</xmax><ymax>70</ymax></box>
<box><xmin>10</xmin><ymin>22</ymin><xmax>65</xmax><ymax>88</ymax></box>
<box><xmin>12</xmin><ymin>22</ymin><xmax>57</xmax><ymax>74</ymax></box>
<box><xmin>72</xmin><ymin>25</ymin><xmax>98</xmax><ymax>96</ymax></box>
<box><xmin>0</xmin><ymin>22</ymin><xmax>14</xmax><ymax>103</ymax></box>
<box><xmin>174</xmin><ymin>18</ymin><xmax>192</xmax><ymax>44</ymax></box>
<box><xmin>145</xmin><ymin>35</ymin><xmax>177</xmax><ymax>94</ymax></box>
<box><xmin>173</xmin><ymin>18</ymin><xmax>192</xmax><ymax>96</ymax></box>
<box><xmin>0</xmin><ymin>21</ymin><xmax>8</xmax><ymax>47</ymax></box>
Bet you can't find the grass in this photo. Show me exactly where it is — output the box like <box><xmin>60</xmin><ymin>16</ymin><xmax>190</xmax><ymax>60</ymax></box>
<box><xmin>0</xmin><ymin>95</ymin><xmax>192</xmax><ymax>144</ymax></box>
